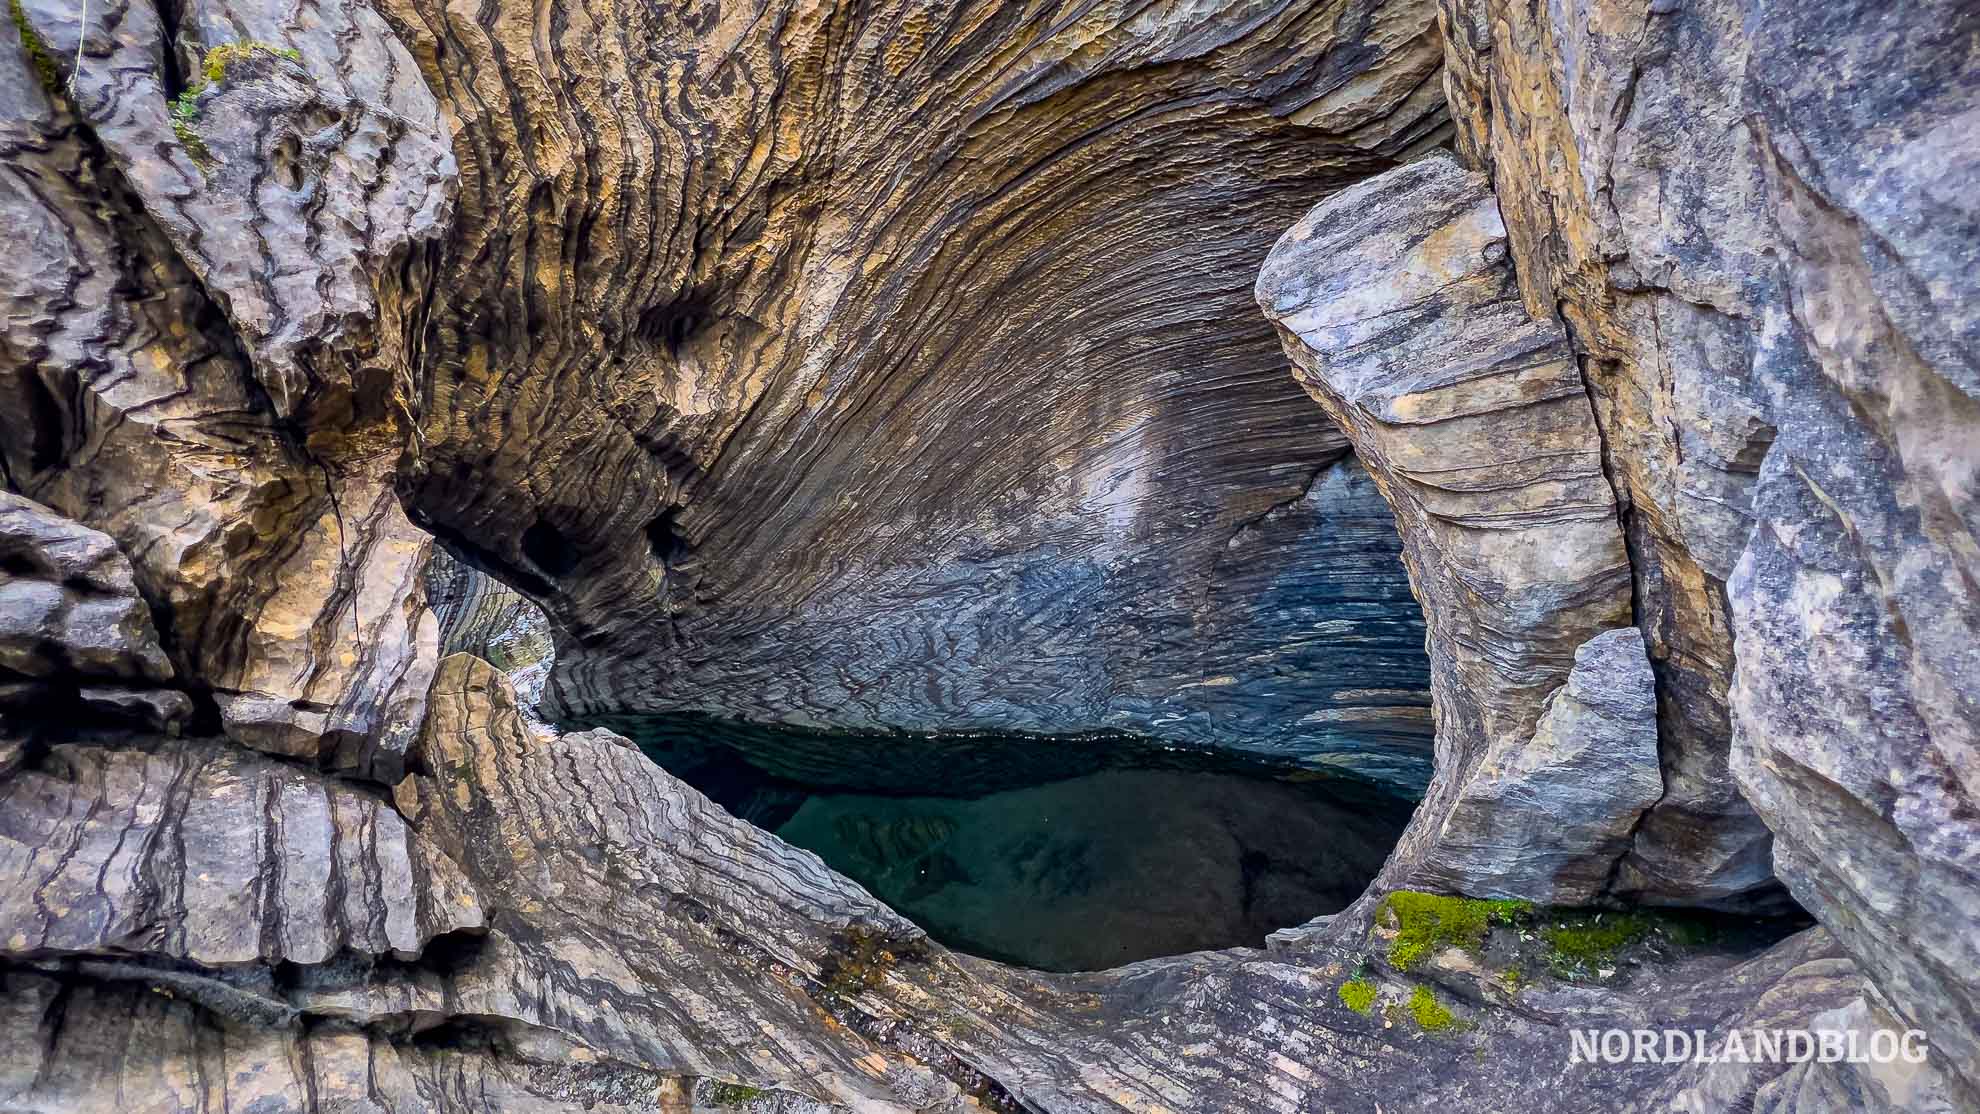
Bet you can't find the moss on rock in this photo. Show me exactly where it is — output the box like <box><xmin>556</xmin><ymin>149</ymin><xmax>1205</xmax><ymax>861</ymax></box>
<box><xmin>1380</xmin><ymin>890</ymin><xmax>1529</xmax><ymax>970</ymax></box>
<box><xmin>1337</xmin><ymin>977</ymin><xmax>1378</xmax><ymax>1015</ymax></box>
<box><xmin>1405</xmin><ymin>985</ymin><xmax>1456</xmax><ymax>1032</ymax></box>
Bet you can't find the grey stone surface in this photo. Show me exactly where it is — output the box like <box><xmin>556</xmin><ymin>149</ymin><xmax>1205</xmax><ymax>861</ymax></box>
<box><xmin>1257</xmin><ymin>151</ymin><xmax>1638</xmax><ymax>904</ymax></box>
<box><xmin>0</xmin><ymin>734</ymin><xmax>483</xmax><ymax>965</ymax></box>
<box><xmin>1438</xmin><ymin>0</ymin><xmax>1980</xmax><ymax>1096</ymax></box>
<box><xmin>1417</xmin><ymin>626</ymin><xmax>1663</xmax><ymax>903</ymax></box>
<box><xmin>0</xmin><ymin>493</ymin><xmax>189</xmax><ymax>731</ymax></box>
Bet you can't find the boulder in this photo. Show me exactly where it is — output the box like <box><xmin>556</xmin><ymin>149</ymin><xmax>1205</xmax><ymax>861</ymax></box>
<box><xmin>1418</xmin><ymin>627</ymin><xmax>1663</xmax><ymax>903</ymax></box>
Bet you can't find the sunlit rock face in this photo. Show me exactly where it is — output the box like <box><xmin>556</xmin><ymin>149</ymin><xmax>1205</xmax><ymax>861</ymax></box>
<box><xmin>380</xmin><ymin>0</ymin><xmax>1449</xmax><ymax>779</ymax></box>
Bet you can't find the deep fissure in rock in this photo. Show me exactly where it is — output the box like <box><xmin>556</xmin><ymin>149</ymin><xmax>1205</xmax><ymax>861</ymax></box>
<box><xmin>590</xmin><ymin>715</ymin><xmax>1416</xmax><ymax>972</ymax></box>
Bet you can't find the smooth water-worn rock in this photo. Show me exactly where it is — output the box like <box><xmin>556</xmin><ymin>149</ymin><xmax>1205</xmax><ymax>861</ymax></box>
<box><xmin>1257</xmin><ymin>151</ymin><xmax>1638</xmax><ymax>903</ymax></box>
<box><xmin>376</xmin><ymin>0</ymin><xmax>1447</xmax><ymax>775</ymax></box>
<box><xmin>0</xmin><ymin>653</ymin><xmax>1932</xmax><ymax>1114</ymax></box>
<box><xmin>2</xmin><ymin>0</ymin><xmax>1977</xmax><ymax>1107</ymax></box>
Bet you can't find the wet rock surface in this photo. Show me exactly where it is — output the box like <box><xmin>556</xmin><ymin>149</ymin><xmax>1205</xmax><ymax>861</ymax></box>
<box><xmin>619</xmin><ymin>720</ymin><xmax>1414</xmax><ymax>971</ymax></box>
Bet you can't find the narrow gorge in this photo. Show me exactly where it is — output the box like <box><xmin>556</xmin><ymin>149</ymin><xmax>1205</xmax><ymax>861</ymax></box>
<box><xmin>0</xmin><ymin>0</ymin><xmax>1974</xmax><ymax>1111</ymax></box>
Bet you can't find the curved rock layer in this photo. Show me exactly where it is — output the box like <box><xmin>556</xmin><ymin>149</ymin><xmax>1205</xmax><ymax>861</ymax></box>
<box><xmin>384</xmin><ymin>0</ymin><xmax>1448</xmax><ymax>772</ymax></box>
<box><xmin>0</xmin><ymin>655</ymin><xmax>1924</xmax><ymax>1113</ymax></box>
<box><xmin>1258</xmin><ymin>150</ymin><xmax>1647</xmax><ymax>906</ymax></box>
<box><xmin>1</xmin><ymin>0</ymin><xmax>445</xmax><ymax>782</ymax></box>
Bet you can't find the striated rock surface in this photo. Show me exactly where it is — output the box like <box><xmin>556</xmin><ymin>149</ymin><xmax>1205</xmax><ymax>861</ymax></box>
<box><xmin>0</xmin><ymin>734</ymin><xmax>483</xmax><ymax>966</ymax></box>
<box><xmin>1257</xmin><ymin>150</ymin><xmax>1637</xmax><ymax>901</ymax></box>
<box><xmin>1</xmin><ymin>0</ymin><xmax>446</xmax><ymax>782</ymax></box>
<box><xmin>1418</xmin><ymin>626</ymin><xmax>1663</xmax><ymax>904</ymax></box>
<box><xmin>381</xmin><ymin>0</ymin><xmax>1449</xmax><ymax>775</ymax></box>
<box><xmin>0</xmin><ymin>493</ymin><xmax>189</xmax><ymax>731</ymax></box>
<box><xmin>0</xmin><ymin>654</ymin><xmax>1934</xmax><ymax>1113</ymax></box>
<box><xmin>1</xmin><ymin>0</ymin><xmax>1975</xmax><ymax>1107</ymax></box>
<box><xmin>1437</xmin><ymin>0</ymin><xmax>1980</xmax><ymax>1096</ymax></box>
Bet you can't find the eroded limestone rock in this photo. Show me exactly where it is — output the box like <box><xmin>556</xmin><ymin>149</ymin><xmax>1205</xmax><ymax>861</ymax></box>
<box><xmin>0</xmin><ymin>0</ymin><xmax>446</xmax><ymax>781</ymax></box>
<box><xmin>381</xmin><ymin>0</ymin><xmax>1450</xmax><ymax>776</ymax></box>
<box><xmin>1257</xmin><ymin>150</ymin><xmax>1636</xmax><ymax>902</ymax></box>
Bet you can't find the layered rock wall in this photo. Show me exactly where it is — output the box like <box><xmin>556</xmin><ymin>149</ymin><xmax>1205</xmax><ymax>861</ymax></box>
<box><xmin>382</xmin><ymin>0</ymin><xmax>1451</xmax><ymax>775</ymax></box>
<box><xmin>1428</xmin><ymin>0</ymin><xmax>1980</xmax><ymax>1094</ymax></box>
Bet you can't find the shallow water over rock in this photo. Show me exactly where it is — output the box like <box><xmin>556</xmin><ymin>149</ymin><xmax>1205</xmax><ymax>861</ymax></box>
<box><xmin>597</xmin><ymin>718</ymin><xmax>1415</xmax><ymax>971</ymax></box>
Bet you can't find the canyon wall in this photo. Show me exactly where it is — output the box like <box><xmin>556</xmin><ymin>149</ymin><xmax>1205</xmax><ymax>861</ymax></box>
<box><xmin>2</xmin><ymin>0</ymin><xmax>1976</xmax><ymax>1109</ymax></box>
<box><xmin>1427</xmin><ymin>0</ymin><xmax>1980</xmax><ymax>1089</ymax></box>
<box><xmin>376</xmin><ymin>0</ymin><xmax>1453</xmax><ymax>778</ymax></box>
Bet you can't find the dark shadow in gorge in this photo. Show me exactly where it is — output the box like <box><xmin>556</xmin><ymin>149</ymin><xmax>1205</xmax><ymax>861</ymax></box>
<box><xmin>587</xmin><ymin>716</ymin><xmax>1417</xmax><ymax>972</ymax></box>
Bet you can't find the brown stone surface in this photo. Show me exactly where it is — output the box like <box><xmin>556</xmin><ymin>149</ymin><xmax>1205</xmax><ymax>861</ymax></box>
<box><xmin>1</xmin><ymin>0</ymin><xmax>445</xmax><ymax>781</ymax></box>
<box><xmin>382</xmin><ymin>0</ymin><xmax>1449</xmax><ymax>772</ymax></box>
<box><xmin>0</xmin><ymin>493</ymin><xmax>190</xmax><ymax>731</ymax></box>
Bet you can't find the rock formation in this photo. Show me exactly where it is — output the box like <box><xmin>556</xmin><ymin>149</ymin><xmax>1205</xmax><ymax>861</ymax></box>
<box><xmin>1431</xmin><ymin>0</ymin><xmax>1980</xmax><ymax>1093</ymax></box>
<box><xmin>0</xmin><ymin>493</ymin><xmax>190</xmax><ymax>732</ymax></box>
<box><xmin>0</xmin><ymin>0</ymin><xmax>1976</xmax><ymax>1108</ymax></box>
<box><xmin>1419</xmin><ymin>626</ymin><xmax>1663</xmax><ymax>904</ymax></box>
<box><xmin>382</xmin><ymin>0</ymin><xmax>1448</xmax><ymax>776</ymax></box>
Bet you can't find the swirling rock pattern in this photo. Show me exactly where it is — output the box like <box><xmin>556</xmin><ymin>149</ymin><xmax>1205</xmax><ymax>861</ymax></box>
<box><xmin>1437</xmin><ymin>0</ymin><xmax>1980</xmax><ymax>1097</ymax></box>
<box><xmin>381</xmin><ymin>0</ymin><xmax>1447</xmax><ymax>773</ymax></box>
<box><xmin>1</xmin><ymin>0</ymin><xmax>447</xmax><ymax>781</ymax></box>
<box><xmin>1257</xmin><ymin>150</ymin><xmax>1638</xmax><ymax>900</ymax></box>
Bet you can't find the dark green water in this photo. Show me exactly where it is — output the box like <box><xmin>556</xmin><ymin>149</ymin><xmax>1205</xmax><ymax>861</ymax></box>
<box><xmin>592</xmin><ymin>716</ymin><xmax>1416</xmax><ymax>971</ymax></box>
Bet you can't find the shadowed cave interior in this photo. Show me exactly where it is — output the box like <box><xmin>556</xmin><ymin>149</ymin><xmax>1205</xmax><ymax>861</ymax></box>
<box><xmin>587</xmin><ymin>717</ymin><xmax>1420</xmax><ymax>971</ymax></box>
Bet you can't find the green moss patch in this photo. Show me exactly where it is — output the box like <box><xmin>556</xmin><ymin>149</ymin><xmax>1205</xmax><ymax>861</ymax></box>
<box><xmin>1405</xmin><ymin>985</ymin><xmax>1457</xmax><ymax>1031</ymax></box>
<box><xmin>1337</xmin><ymin>978</ymin><xmax>1378</xmax><ymax>1015</ymax></box>
<box><xmin>1542</xmin><ymin>912</ymin><xmax>1649</xmax><ymax>973</ymax></box>
<box><xmin>707</xmin><ymin>1081</ymin><xmax>767</xmax><ymax>1106</ymax></box>
<box><xmin>9</xmin><ymin>0</ymin><xmax>61</xmax><ymax>95</ymax></box>
<box><xmin>1379</xmin><ymin>890</ymin><xmax>1530</xmax><ymax>970</ymax></box>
